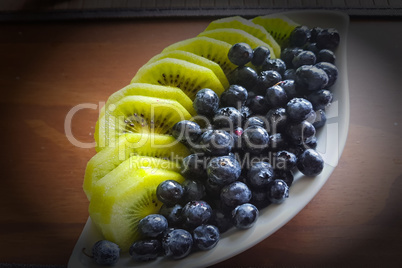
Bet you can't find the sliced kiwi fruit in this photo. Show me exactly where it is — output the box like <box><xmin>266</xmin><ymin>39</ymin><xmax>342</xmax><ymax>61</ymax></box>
<box><xmin>83</xmin><ymin>133</ymin><xmax>188</xmax><ymax>200</ymax></box>
<box><xmin>204</xmin><ymin>16</ymin><xmax>281</xmax><ymax>58</ymax></box>
<box><xmin>162</xmin><ymin>36</ymin><xmax>237</xmax><ymax>76</ymax></box>
<box><xmin>95</xmin><ymin>95</ymin><xmax>192</xmax><ymax>151</ymax></box>
<box><xmin>146</xmin><ymin>50</ymin><xmax>229</xmax><ymax>89</ymax></box>
<box><xmin>251</xmin><ymin>14</ymin><xmax>300</xmax><ymax>48</ymax></box>
<box><xmin>89</xmin><ymin>167</ymin><xmax>185</xmax><ymax>251</ymax></box>
<box><xmin>100</xmin><ymin>83</ymin><xmax>196</xmax><ymax>119</ymax></box>
<box><xmin>131</xmin><ymin>58</ymin><xmax>225</xmax><ymax>100</ymax></box>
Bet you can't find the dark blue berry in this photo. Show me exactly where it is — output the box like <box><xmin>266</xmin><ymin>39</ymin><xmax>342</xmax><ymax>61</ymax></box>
<box><xmin>193</xmin><ymin>224</ymin><xmax>220</xmax><ymax>250</ymax></box>
<box><xmin>297</xmin><ymin>149</ymin><xmax>324</xmax><ymax>176</ymax></box>
<box><xmin>304</xmin><ymin>42</ymin><xmax>320</xmax><ymax>54</ymax></box>
<box><xmin>268</xmin><ymin>179</ymin><xmax>289</xmax><ymax>204</ymax></box>
<box><xmin>213</xmin><ymin>107</ymin><xmax>243</xmax><ymax>129</ymax></box>
<box><xmin>162</xmin><ymin>228</ymin><xmax>193</xmax><ymax>259</ymax></box>
<box><xmin>253</xmin><ymin>70</ymin><xmax>282</xmax><ymax>95</ymax></box>
<box><xmin>280</xmin><ymin>47</ymin><xmax>303</xmax><ymax>69</ymax></box>
<box><xmin>180</xmin><ymin>153</ymin><xmax>208</xmax><ymax>179</ymax></box>
<box><xmin>317</xmin><ymin>49</ymin><xmax>336</xmax><ymax>64</ymax></box>
<box><xmin>199</xmin><ymin>129</ymin><xmax>233</xmax><ymax>156</ymax></box>
<box><xmin>275</xmin><ymin>150</ymin><xmax>297</xmax><ymax>171</ymax></box>
<box><xmin>305</xmin><ymin>109</ymin><xmax>317</xmax><ymax>124</ymax></box>
<box><xmin>295</xmin><ymin>65</ymin><xmax>329</xmax><ymax>91</ymax></box>
<box><xmin>292</xmin><ymin>50</ymin><xmax>316</xmax><ymax>69</ymax></box>
<box><xmin>207</xmin><ymin>155</ymin><xmax>241</xmax><ymax>186</ymax></box>
<box><xmin>262</xmin><ymin>58</ymin><xmax>286</xmax><ymax>75</ymax></box>
<box><xmin>313</xmin><ymin>109</ymin><xmax>327</xmax><ymax>129</ymax></box>
<box><xmin>310</xmin><ymin>27</ymin><xmax>324</xmax><ymax>43</ymax></box>
<box><xmin>221</xmin><ymin>181</ymin><xmax>252</xmax><ymax>208</ymax></box>
<box><xmin>129</xmin><ymin>239</ymin><xmax>161</xmax><ymax>262</ymax></box>
<box><xmin>273</xmin><ymin>169</ymin><xmax>294</xmax><ymax>187</ymax></box>
<box><xmin>246</xmin><ymin>161</ymin><xmax>274</xmax><ymax>189</ymax></box>
<box><xmin>231</xmin><ymin>126</ymin><xmax>244</xmax><ymax>151</ymax></box>
<box><xmin>250</xmin><ymin>189</ymin><xmax>271</xmax><ymax>209</ymax></box>
<box><xmin>138</xmin><ymin>214</ymin><xmax>168</xmax><ymax>238</ymax></box>
<box><xmin>92</xmin><ymin>240</ymin><xmax>120</xmax><ymax>266</ymax></box>
<box><xmin>228</xmin><ymin>66</ymin><xmax>258</xmax><ymax>91</ymax></box>
<box><xmin>182</xmin><ymin>179</ymin><xmax>206</xmax><ymax>203</ymax></box>
<box><xmin>244</xmin><ymin>116</ymin><xmax>267</xmax><ymax>129</ymax></box>
<box><xmin>172</xmin><ymin>120</ymin><xmax>201</xmax><ymax>145</ymax></box>
<box><xmin>240</xmin><ymin>105</ymin><xmax>252</xmax><ymax>118</ymax></box>
<box><xmin>159</xmin><ymin>204</ymin><xmax>183</xmax><ymax>227</ymax></box>
<box><xmin>247</xmin><ymin>95</ymin><xmax>270</xmax><ymax>115</ymax></box>
<box><xmin>228</xmin><ymin>42</ymin><xmax>253</xmax><ymax>66</ymax></box>
<box><xmin>305</xmin><ymin>136</ymin><xmax>318</xmax><ymax>150</ymax></box>
<box><xmin>286</xmin><ymin>120</ymin><xmax>316</xmax><ymax>146</ymax></box>
<box><xmin>265</xmin><ymin>84</ymin><xmax>289</xmax><ymax>108</ymax></box>
<box><xmin>316</xmin><ymin>28</ymin><xmax>340</xmax><ymax>50</ymax></box>
<box><xmin>280</xmin><ymin>79</ymin><xmax>297</xmax><ymax>99</ymax></box>
<box><xmin>290</xmin><ymin>26</ymin><xmax>311</xmax><ymax>47</ymax></box>
<box><xmin>209</xmin><ymin>209</ymin><xmax>233</xmax><ymax>233</ymax></box>
<box><xmin>156</xmin><ymin>180</ymin><xmax>184</xmax><ymax>206</ymax></box>
<box><xmin>242</xmin><ymin>126</ymin><xmax>270</xmax><ymax>155</ymax></box>
<box><xmin>265</xmin><ymin>107</ymin><xmax>288</xmax><ymax>134</ymax></box>
<box><xmin>193</xmin><ymin>88</ymin><xmax>219</xmax><ymax>117</ymax></box>
<box><xmin>204</xmin><ymin>177</ymin><xmax>223</xmax><ymax>198</ymax></box>
<box><xmin>181</xmin><ymin>200</ymin><xmax>213</xmax><ymax>229</ymax></box>
<box><xmin>231</xmin><ymin>203</ymin><xmax>259</xmax><ymax>229</ymax></box>
<box><xmin>251</xmin><ymin>46</ymin><xmax>271</xmax><ymax>66</ymax></box>
<box><xmin>315</xmin><ymin>62</ymin><xmax>338</xmax><ymax>88</ymax></box>
<box><xmin>220</xmin><ymin>84</ymin><xmax>248</xmax><ymax>108</ymax></box>
<box><xmin>283</xmin><ymin>69</ymin><xmax>296</xmax><ymax>80</ymax></box>
<box><xmin>307</xmin><ymin>89</ymin><xmax>333</xmax><ymax>110</ymax></box>
<box><xmin>286</xmin><ymin>97</ymin><xmax>313</xmax><ymax>122</ymax></box>
<box><xmin>269</xmin><ymin>133</ymin><xmax>288</xmax><ymax>152</ymax></box>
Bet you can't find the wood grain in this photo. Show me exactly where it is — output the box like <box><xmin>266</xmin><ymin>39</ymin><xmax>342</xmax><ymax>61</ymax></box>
<box><xmin>0</xmin><ymin>18</ymin><xmax>401</xmax><ymax>267</ymax></box>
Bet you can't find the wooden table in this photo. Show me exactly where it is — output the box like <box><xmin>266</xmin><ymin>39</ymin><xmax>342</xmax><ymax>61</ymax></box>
<box><xmin>1</xmin><ymin>17</ymin><xmax>401</xmax><ymax>267</ymax></box>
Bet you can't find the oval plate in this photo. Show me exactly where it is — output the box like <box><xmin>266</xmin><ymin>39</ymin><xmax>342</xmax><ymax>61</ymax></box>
<box><xmin>69</xmin><ymin>10</ymin><xmax>350</xmax><ymax>268</ymax></box>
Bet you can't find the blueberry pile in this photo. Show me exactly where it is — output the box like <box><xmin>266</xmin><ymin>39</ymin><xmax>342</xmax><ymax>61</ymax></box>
<box><xmin>90</xmin><ymin>24</ymin><xmax>340</xmax><ymax>265</ymax></box>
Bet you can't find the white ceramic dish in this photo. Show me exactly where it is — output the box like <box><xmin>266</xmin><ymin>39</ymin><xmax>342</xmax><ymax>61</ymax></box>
<box><xmin>69</xmin><ymin>10</ymin><xmax>350</xmax><ymax>268</ymax></box>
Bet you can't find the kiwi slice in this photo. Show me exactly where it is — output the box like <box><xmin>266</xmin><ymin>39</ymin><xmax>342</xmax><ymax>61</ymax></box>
<box><xmin>89</xmin><ymin>167</ymin><xmax>185</xmax><ymax>251</ymax></box>
<box><xmin>83</xmin><ymin>133</ymin><xmax>189</xmax><ymax>200</ymax></box>
<box><xmin>99</xmin><ymin>83</ymin><xmax>196</xmax><ymax>120</ymax></box>
<box><xmin>146</xmin><ymin>50</ymin><xmax>229</xmax><ymax>89</ymax></box>
<box><xmin>162</xmin><ymin>36</ymin><xmax>237</xmax><ymax>76</ymax></box>
<box><xmin>198</xmin><ymin>28</ymin><xmax>273</xmax><ymax>51</ymax></box>
<box><xmin>251</xmin><ymin>14</ymin><xmax>300</xmax><ymax>48</ymax></box>
<box><xmin>95</xmin><ymin>95</ymin><xmax>192</xmax><ymax>151</ymax></box>
<box><xmin>204</xmin><ymin>16</ymin><xmax>281</xmax><ymax>58</ymax></box>
<box><xmin>131</xmin><ymin>58</ymin><xmax>225</xmax><ymax>100</ymax></box>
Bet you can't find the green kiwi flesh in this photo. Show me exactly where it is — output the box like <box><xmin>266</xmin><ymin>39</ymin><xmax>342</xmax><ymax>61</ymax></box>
<box><xmin>204</xmin><ymin>16</ymin><xmax>281</xmax><ymax>58</ymax></box>
<box><xmin>131</xmin><ymin>58</ymin><xmax>225</xmax><ymax>100</ymax></box>
<box><xmin>95</xmin><ymin>95</ymin><xmax>192</xmax><ymax>151</ymax></box>
<box><xmin>89</xmin><ymin>167</ymin><xmax>185</xmax><ymax>251</ymax></box>
<box><xmin>251</xmin><ymin>15</ymin><xmax>300</xmax><ymax>48</ymax></box>
<box><xmin>162</xmin><ymin>36</ymin><xmax>237</xmax><ymax>76</ymax></box>
<box><xmin>146</xmin><ymin>50</ymin><xmax>229</xmax><ymax>89</ymax></box>
<box><xmin>83</xmin><ymin>133</ymin><xmax>188</xmax><ymax>200</ymax></box>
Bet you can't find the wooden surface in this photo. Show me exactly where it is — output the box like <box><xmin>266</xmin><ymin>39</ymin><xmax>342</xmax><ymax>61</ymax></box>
<box><xmin>1</xmin><ymin>17</ymin><xmax>401</xmax><ymax>267</ymax></box>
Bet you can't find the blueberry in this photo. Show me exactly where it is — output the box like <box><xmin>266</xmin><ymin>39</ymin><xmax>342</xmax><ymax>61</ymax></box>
<box><xmin>317</xmin><ymin>49</ymin><xmax>336</xmax><ymax>64</ymax></box>
<box><xmin>292</xmin><ymin>50</ymin><xmax>316</xmax><ymax>69</ymax></box>
<box><xmin>180</xmin><ymin>153</ymin><xmax>208</xmax><ymax>179</ymax></box>
<box><xmin>305</xmin><ymin>109</ymin><xmax>317</xmax><ymax>124</ymax></box>
<box><xmin>193</xmin><ymin>224</ymin><xmax>220</xmax><ymax>250</ymax></box>
<box><xmin>193</xmin><ymin>88</ymin><xmax>219</xmax><ymax>117</ymax></box>
<box><xmin>315</xmin><ymin>62</ymin><xmax>338</xmax><ymax>88</ymax></box>
<box><xmin>213</xmin><ymin>107</ymin><xmax>243</xmax><ymax>129</ymax></box>
<box><xmin>250</xmin><ymin>189</ymin><xmax>271</xmax><ymax>209</ymax></box>
<box><xmin>273</xmin><ymin>169</ymin><xmax>294</xmax><ymax>187</ymax></box>
<box><xmin>156</xmin><ymin>180</ymin><xmax>184</xmax><ymax>206</ymax></box>
<box><xmin>290</xmin><ymin>26</ymin><xmax>311</xmax><ymax>47</ymax></box>
<box><xmin>246</xmin><ymin>161</ymin><xmax>274</xmax><ymax>189</ymax></box>
<box><xmin>304</xmin><ymin>42</ymin><xmax>320</xmax><ymax>54</ymax></box>
<box><xmin>265</xmin><ymin>84</ymin><xmax>289</xmax><ymax>108</ymax></box>
<box><xmin>181</xmin><ymin>200</ymin><xmax>213</xmax><ymax>229</ymax></box>
<box><xmin>295</xmin><ymin>65</ymin><xmax>329</xmax><ymax>91</ymax></box>
<box><xmin>316</xmin><ymin>28</ymin><xmax>340</xmax><ymax>50</ymax></box>
<box><xmin>228</xmin><ymin>66</ymin><xmax>258</xmax><ymax>91</ymax></box>
<box><xmin>171</xmin><ymin>120</ymin><xmax>202</xmax><ymax>145</ymax></box>
<box><xmin>204</xmin><ymin>177</ymin><xmax>224</xmax><ymax>198</ymax></box>
<box><xmin>182</xmin><ymin>179</ymin><xmax>206</xmax><ymax>203</ymax></box>
<box><xmin>307</xmin><ymin>89</ymin><xmax>333</xmax><ymax>110</ymax></box>
<box><xmin>280</xmin><ymin>79</ymin><xmax>297</xmax><ymax>99</ymax></box>
<box><xmin>297</xmin><ymin>149</ymin><xmax>324</xmax><ymax>176</ymax></box>
<box><xmin>265</xmin><ymin>107</ymin><xmax>288</xmax><ymax>134</ymax></box>
<box><xmin>268</xmin><ymin>133</ymin><xmax>288</xmax><ymax>152</ymax></box>
<box><xmin>162</xmin><ymin>228</ymin><xmax>193</xmax><ymax>259</ymax></box>
<box><xmin>220</xmin><ymin>84</ymin><xmax>248</xmax><ymax>108</ymax></box>
<box><xmin>275</xmin><ymin>150</ymin><xmax>297</xmax><ymax>171</ymax></box>
<box><xmin>313</xmin><ymin>109</ymin><xmax>327</xmax><ymax>129</ymax></box>
<box><xmin>267</xmin><ymin>179</ymin><xmax>289</xmax><ymax>204</ymax></box>
<box><xmin>220</xmin><ymin>181</ymin><xmax>252</xmax><ymax>208</ymax></box>
<box><xmin>92</xmin><ymin>240</ymin><xmax>120</xmax><ymax>266</ymax></box>
<box><xmin>253</xmin><ymin>70</ymin><xmax>282</xmax><ymax>95</ymax></box>
<box><xmin>231</xmin><ymin>126</ymin><xmax>244</xmax><ymax>151</ymax></box>
<box><xmin>231</xmin><ymin>203</ymin><xmax>259</xmax><ymax>229</ymax></box>
<box><xmin>251</xmin><ymin>46</ymin><xmax>271</xmax><ymax>66</ymax></box>
<box><xmin>138</xmin><ymin>214</ymin><xmax>168</xmax><ymax>238</ymax></box>
<box><xmin>261</xmin><ymin>58</ymin><xmax>286</xmax><ymax>75</ymax></box>
<box><xmin>199</xmin><ymin>129</ymin><xmax>233</xmax><ymax>156</ymax></box>
<box><xmin>209</xmin><ymin>208</ymin><xmax>233</xmax><ymax>233</ymax></box>
<box><xmin>242</xmin><ymin>126</ymin><xmax>270</xmax><ymax>155</ymax></box>
<box><xmin>305</xmin><ymin>136</ymin><xmax>318</xmax><ymax>150</ymax></box>
<box><xmin>310</xmin><ymin>27</ymin><xmax>324</xmax><ymax>43</ymax></box>
<box><xmin>280</xmin><ymin>47</ymin><xmax>303</xmax><ymax>69</ymax></box>
<box><xmin>159</xmin><ymin>204</ymin><xmax>183</xmax><ymax>227</ymax></box>
<box><xmin>129</xmin><ymin>239</ymin><xmax>161</xmax><ymax>262</ymax></box>
<box><xmin>207</xmin><ymin>155</ymin><xmax>241</xmax><ymax>186</ymax></box>
<box><xmin>246</xmin><ymin>95</ymin><xmax>270</xmax><ymax>115</ymax></box>
<box><xmin>286</xmin><ymin>97</ymin><xmax>313</xmax><ymax>122</ymax></box>
<box><xmin>283</xmin><ymin>69</ymin><xmax>296</xmax><ymax>80</ymax></box>
<box><xmin>240</xmin><ymin>105</ymin><xmax>252</xmax><ymax>118</ymax></box>
<box><xmin>286</xmin><ymin>120</ymin><xmax>316</xmax><ymax>146</ymax></box>
<box><xmin>244</xmin><ymin>116</ymin><xmax>267</xmax><ymax>129</ymax></box>
<box><xmin>228</xmin><ymin>42</ymin><xmax>253</xmax><ymax>66</ymax></box>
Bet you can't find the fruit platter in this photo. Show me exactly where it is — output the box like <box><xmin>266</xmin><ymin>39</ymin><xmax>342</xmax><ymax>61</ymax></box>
<box><xmin>69</xmin><ymin>10</ymin><xmax>349</xmax><ymax>267</ymax></box>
